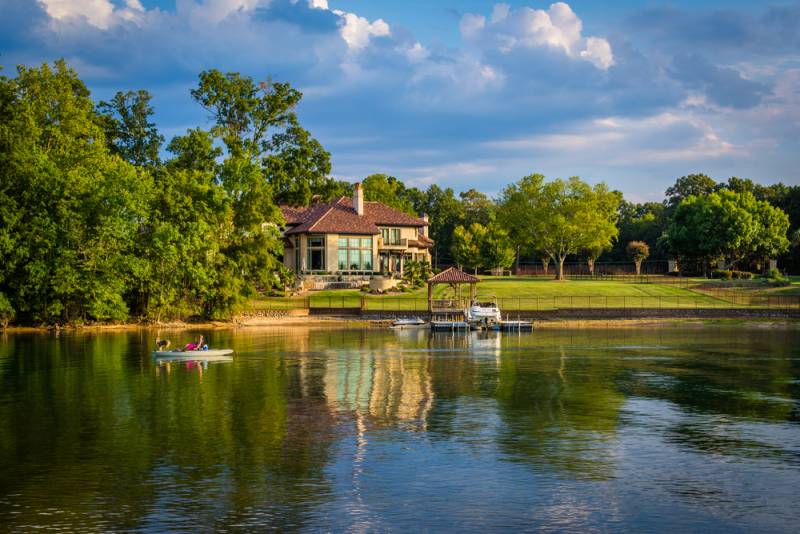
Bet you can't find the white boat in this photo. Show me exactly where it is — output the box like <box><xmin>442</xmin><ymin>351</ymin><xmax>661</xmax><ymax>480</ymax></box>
<box><xmin>391</xmin><ymin>317</ymin><xmax>428</xmax><ymax>329</ymax></box>
<box><xmin>152</xmin><ymin>349</ymin><xmax>234</xmax><ymax>362</ymax></box>
<box><xmin>467</xmin><ymin>299</ymin><xmax>501</xmax><ymax>322</ymax></box>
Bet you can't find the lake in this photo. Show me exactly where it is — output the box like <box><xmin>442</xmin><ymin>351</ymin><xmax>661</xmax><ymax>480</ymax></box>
<box><xmin>1</xmin><ymin>326</ymin><xmax>799</xmax><ymax>532</ymax></box>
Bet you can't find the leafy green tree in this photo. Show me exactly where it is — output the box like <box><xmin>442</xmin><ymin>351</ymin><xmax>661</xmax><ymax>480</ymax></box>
<box><xmin>423</xmin><ymin>185</ymin><xmax>464</xmax><ymax>268</ymax></box>
<box><xmin>451</xmin><ymin>223</ymin><xmax>487</xmax><ymax>274</ymax></box>
<box><xmin>361</xmin><ymin>174</ymin><xmax>416</xmax><ymax>213</ymax></box>
<box><xmin>530</xmin><ymin>177</ymin><xmax>620</xmax><ymax>280</ymax></box>
<box><xmin>264</xmin><ymin>123</ymin><xmax>333</xmax><ymax>206</ymax></box>
<box><xmin>626</xmin><ymin>241</ymin><xmax>650</xmax><ymax>275</ymax></box>
<box><xmin>189</xmin><ymin>70</ymin><xmax>302</xmax><ymax>316</ymax></box>
<box><xmin>166</xmin><ymin>128</ymin><xmax>222</xmax><ymax>173</ymax></box>
<box><xmin>497</xmin><ymin>174</ymin><xmax>543</xmax><ymax>270</ymax></box>
<box><xmin>402</xmin><ymin>259</ymin><xmax>431</xmax><ymax>288</ymax></box>
<box><xmin>750</xmin><ymin>194</ymin><xmax>791</xmax><ymax>268</ymax></box>
<box><xmin>663</xmin><ymin>189</ymin><xmax>789</xmax><ymax>274</ymax></box>
<box><xmin>97</xmin><ymin>89</ymin><xmax>164</xmax><ymax>167</ymax></box>
<box><xmin>584</xmin><ymin>245</ymin><xmax>606</xmax><ymax>276</ymax></box>
<box><xmin>460</xmin><ymin>188</ymin><xmax>495</xmax><ymax>227</ymax></box>
<box><xmin>611</xmin><ymin>201</ymin><xmax>666</xmax><ymax>260</ymax></box>
<box><xmin>0</xmin><ymin>60</ymin><xmax>152</xmax><ymax>323</ymax></box>
<box><xmin>481</xmin><ymin>224</ymin><xmax>515</xmax><ymax>271</ymax></box>
<box><xmin>665</xmin><ymin>173</ymin><xmax>716</xmax><ymax>208</ymax></box>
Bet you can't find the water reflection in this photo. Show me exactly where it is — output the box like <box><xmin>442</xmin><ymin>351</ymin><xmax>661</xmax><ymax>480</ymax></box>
<box><xmin>0</xmin><ymin>326</ymin><xmax>798</xmax><ymax>531</ymax></box>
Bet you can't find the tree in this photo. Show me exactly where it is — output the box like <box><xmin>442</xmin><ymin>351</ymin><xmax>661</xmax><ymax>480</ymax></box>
<box><xmin>497</xmin><ymin>174</ymin><xmax>543</xmax><ymax>271</ymax></box>
<box><xmin>529</xmin><ymin>177</ymin><xmax>620</xmax><ymax>280</ymax></box>
<box><xmin>362</xmin><ymin>174</ymin><xmax>416</xmax><ymax>214</ymax></box>
<box><xmin>0</xmin><ymin>61</ymin><xmax>152</xmax><ymax>323</ymax></box>
<box><xmin>611</xmin><ymin>201</ymin><xmax>666</xmax><ymax>261</ymax></box>
<box><xmin>665</xmin><ymin>173</ymin><xmax>716</xmax><ymax>208</ymax></box>
<box><xmin>451</xmin><ymin>223</ymin><xmax>487</xmax><ymax>274</ymax></box>
<box><xmin>626</xmin><ymin>241</ymin><xmax>650</xmax><ymax>275</ymax></box>
<box><xmin>662</xmin><ymin>189</ymin><xmax>789</xmax><ymax>274</ymax></box>
<box><xmin>423</xmin><ymin>185</ymin><xmax>464</xmax><ymax>268</ymax></box>
<box><xmin>584</xmin><ymin>245</ymin><xmax>605</xmax><ymax>276</ymax></box>
<box><xmin>97</xmin><ymin>89</ymin><xmax>164</xmax><ymax>167</ymax></box>
<box><xmin>187</xmin><ymin>70</ymin><xmax>315</xmax><ymax>316</ymax></box>
<box><xmin>481</xmin><ymin>224</ymin><xmax>515</xmax><ymax>271</ymax></box>
<box><xmin>460</xmin><ymin>188</ymin><xmax>495</xmax><ymax>227</ymax></box>
<box><xmin>264</xmin><ymin>123</ymin><xmax>333</xmax><ymax>206</ymax></box>
<box><xmin>166</xmin><ymin>128</ymin><xmax>222</xmax><ymax>174</ymax></box>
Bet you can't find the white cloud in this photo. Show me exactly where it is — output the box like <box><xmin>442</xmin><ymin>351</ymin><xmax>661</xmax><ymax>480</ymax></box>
<box><xmin>338</xmin><ymin>12</ymin><xmax>390</xmax><ymax>51</ymax></box>
<box><xmin>485</xmin><ymin>111</ymin><xmax>736</xmax><ymax>164</ymax></box>
<box><xmin>462</xmin><ymin>2</ymin><xmax>614</xmax><ymax>70</ymax></box>
<box><xmin>39</xmin><ymin>0</ymin><xmax>149</xmax><ymax>28</ymax></box>
<box><xmin>39</xmin><ymin>0</ymin><xmax>116</xmax><ymax>29</ymax></box>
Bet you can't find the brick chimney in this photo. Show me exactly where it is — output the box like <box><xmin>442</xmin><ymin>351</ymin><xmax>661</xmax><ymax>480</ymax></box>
<box><xmin>421</xmin><ymin>213</ymin><xmax>428</xmax><ymax>236</ymax></box>
<box><xmin>353</xmin><ymin>182</ymin><xmax>364</xmax><ymax>216</ymax></box>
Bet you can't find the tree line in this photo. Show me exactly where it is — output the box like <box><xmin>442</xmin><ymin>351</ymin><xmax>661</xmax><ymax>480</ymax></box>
<box><xmin>1</xmin><ymin>60</ymin><xmax>798</xmax><ymax>325</ymax></box>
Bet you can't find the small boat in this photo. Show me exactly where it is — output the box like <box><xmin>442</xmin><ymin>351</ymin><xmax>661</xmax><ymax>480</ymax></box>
<box><xmin>391</xmin><ymin>317</ymin><xmax>427</xmax><ymax>329</ymax></box>
<box><xmin>152</xmin><ymin>349</ymin><xmax>234</xmax><ymax>362</ymax></box>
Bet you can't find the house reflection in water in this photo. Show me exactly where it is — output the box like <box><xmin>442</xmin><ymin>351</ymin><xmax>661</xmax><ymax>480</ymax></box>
<box><xmin>323</xmin><ymin>343</ymin><xmax>434</xmax><ymax>430</ymax></box>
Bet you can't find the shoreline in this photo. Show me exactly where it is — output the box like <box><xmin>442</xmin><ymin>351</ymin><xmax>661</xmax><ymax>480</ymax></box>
<box><xmin>3</xmin><ymin>316</ymin><xmax>800</xmax><ymax>333</ymax></box>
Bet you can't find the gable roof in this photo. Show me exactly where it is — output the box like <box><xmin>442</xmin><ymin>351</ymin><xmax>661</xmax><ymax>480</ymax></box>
<box><xmin>281</xmin><ymin>197</ymin><xmax>429</xmax><ymax>236</ymax></box>
<box><xmin>428</xmin><ymin>267</ymin><xmax>480</xmax><ymax>284</ymax></box>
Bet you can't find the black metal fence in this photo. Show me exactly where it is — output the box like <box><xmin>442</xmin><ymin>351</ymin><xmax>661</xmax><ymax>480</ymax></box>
<box><xmin>249</xmin><ymin>294</ymin><xmax>800</xmax><ymax>312</ymax></box>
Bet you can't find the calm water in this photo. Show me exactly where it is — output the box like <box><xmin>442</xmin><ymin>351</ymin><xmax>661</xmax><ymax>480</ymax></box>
<box><xmin>1</xmin><ymin>326</ymin><xmax>800</xmax><ymax>532</ymax></box>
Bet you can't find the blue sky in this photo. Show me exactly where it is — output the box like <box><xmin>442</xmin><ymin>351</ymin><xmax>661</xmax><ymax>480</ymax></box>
<box><xmin>2</xmin><ymin>0</ymin><xmax>799</xmax><ymax>201</ymax></box>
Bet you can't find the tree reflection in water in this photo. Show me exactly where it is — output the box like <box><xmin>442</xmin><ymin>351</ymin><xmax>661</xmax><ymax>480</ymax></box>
<box><xmin>0</xmin><ymin>326</ymin><xmax>798</xmax><ymax>531</ymax></box>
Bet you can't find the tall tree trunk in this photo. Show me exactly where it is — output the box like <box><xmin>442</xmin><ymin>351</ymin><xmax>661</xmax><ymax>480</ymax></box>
<box><xmin>515</xmin><ymin>246</ymin><xmax>520</xmax><ymax>275</ymax></box>
<box><xmin>635</xmin><ymin>260</ymin><xmax>642</xmax><ymax>275</ymax></box>
<box><xmin>587</xmin><ymin>258</ymin><xmax>595</xmax><ymax>276</ymax></box>
<box><xmin>555</xmin><ymin>255</ymin><xmax>566</xmax><ymax>281</ymax></box>
<box><xmin>541</xmin><ymin>257</ymin><xmax>549</xmax><ymax>276</ymax></box>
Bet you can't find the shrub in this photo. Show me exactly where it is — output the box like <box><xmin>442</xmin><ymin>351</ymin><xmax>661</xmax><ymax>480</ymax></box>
<box><xmin>765</xmin><ymin>268</ymin><xmax>787</xmax><ymax>282</ymax></box>
<box><xmin>712</xmin><ymin>269</ymin><xmax>733</xmax><ymax>280</ymax></box>
<box><xmin>0</xmin><ymin>293</ymin><xmax>14</xmax><ymax>328</ymax></box>
<box><xmin>731</xmin><ymin>270</ymin><xmax>754</xmax><ymax>280</ymax></box>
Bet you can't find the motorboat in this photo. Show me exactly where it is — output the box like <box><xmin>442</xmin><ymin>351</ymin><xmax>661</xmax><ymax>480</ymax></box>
<box><xmin>467</xmin><ymin>299</ymin><xmax>501</xmax><ymax>322</ymax></box>
<box><xmin>391</xmin><ymin>317</ymin><xmax>428</xmax><ymax>329</ymax></box>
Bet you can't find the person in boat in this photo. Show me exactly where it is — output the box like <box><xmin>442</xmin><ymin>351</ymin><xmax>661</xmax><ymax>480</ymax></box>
<box><xmin>182</xmin><ymin>335</ymin><xmax>205</xmax><ymax>351</ymax></box>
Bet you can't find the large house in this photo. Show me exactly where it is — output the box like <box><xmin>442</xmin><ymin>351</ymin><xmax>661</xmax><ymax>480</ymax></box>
<box><xmin>280</xmin><ymin>183</ymin><xmax>433</xmax><ymax>277</ymax></box>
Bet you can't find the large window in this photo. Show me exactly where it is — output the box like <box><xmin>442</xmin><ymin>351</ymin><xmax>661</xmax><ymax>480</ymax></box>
<box><xmin>307</xmin><ymin>236</ymin><xmax>325</xmax><ymax>271</ymax></box>
<box><xmin>338</xmin><ymin>236</ymin><xmax>373</xmax><ymax>271</ymax></box>
<box><xmin>380</xmin><ymin>228</ymin><xmax>402</xmax><ymax>245</ymax></box>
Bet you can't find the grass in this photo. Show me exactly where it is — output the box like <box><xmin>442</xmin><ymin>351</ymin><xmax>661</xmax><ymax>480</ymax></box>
<box><xmin>246</xmin><ymin>275</ymin><xmax>800</xmax><ymax>311</ymax></box>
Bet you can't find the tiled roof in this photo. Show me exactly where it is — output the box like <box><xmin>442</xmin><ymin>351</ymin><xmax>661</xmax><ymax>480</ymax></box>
<box><xmin>281</xmin><ymin>197</ymin><xmax>430</xmax><ymax>236</ymax></box>
<box><xmin>281</xmin><ymin>206</ymin><xmax>306</xmax><ymax>225</ymax></box>
<box><xmin>408</xmin><ymin>232</ymin><xmax>434</xmax><ymax>249</ymax></box>
<box><xmin>428</xmin><ymin>267</ymin><xmax>480</xmax><ymax>284</ymax></box>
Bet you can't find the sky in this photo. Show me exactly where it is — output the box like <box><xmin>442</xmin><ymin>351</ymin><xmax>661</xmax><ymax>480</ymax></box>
<box><xmin>2</xmin><ymin>0</ymin><xmax>799</xmax><ymax>201</ymax></box>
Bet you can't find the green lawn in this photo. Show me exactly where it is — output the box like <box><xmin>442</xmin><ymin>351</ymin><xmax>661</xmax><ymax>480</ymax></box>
<box><xmin>246</xmin><ymin>276</ymin><xmax>800</xmax><ymax>311</ymax></box>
